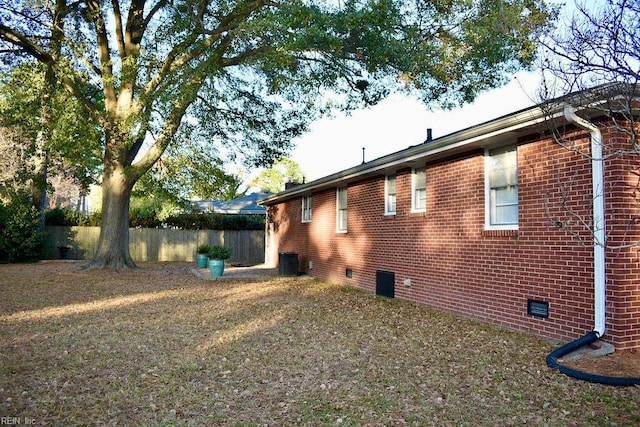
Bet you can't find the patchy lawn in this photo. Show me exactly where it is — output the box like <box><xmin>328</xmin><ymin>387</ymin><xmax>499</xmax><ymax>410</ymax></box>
<box><xmin>1</xmin><ymin>262</ymin><xmax>638</xmax><ymax>426</ymax></box>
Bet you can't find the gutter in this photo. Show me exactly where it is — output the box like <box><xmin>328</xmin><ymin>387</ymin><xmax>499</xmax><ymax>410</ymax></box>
<box><xmin>260</xmin><ymin>107</ymin><xmax>553</xmax><ymax>205</ymax></box>
<box><xmin>260</xmin><ymin>83</ymin><xmax>628</xmax><ymax>207</ymax></box>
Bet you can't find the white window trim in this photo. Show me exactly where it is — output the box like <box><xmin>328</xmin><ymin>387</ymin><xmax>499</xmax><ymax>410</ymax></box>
<box><xmin>411</xmin><ymin>167</ymin><xmax>427</xmax><ymax>213</ymax></box>
<box><xmin>385</xmin><ymin>174</ymin><xmax>396</xmax><ymax>215</ymax></box>
<box><xmin>336</xmin><ymin>187</ymin><xmax>348</xmax><ymax>233</ymax></box>
<box><xmin>484</xmin><ymin>147</ymin><xmax>519</xmax><ymax>230</ymax></box>
<box><xmin>301</xmin><ymin>196</ymin><xmax>312</xmax><ymax>223</ymax></box>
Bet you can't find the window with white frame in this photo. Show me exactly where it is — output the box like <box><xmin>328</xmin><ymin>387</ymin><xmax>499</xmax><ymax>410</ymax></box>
<box><xmin>302</xmin><ymin>196</ymin><xmax>312</xmax><ymax>223</ymax></box>
<box><xmin>336</xmin><ymin>187</ymin><xmax>347</xmax><ymax>232</ymax></box>
<box><xmin>412</xmin><ymin>167</ymin><xmax>427</xmax><ymax>212</ymax></box>
<box><xmin>385</xmin><ymin>174</ymin><xmax>396</xmax><ymax>215</ymax></box>
<box><xmin>486</xmin><ymin>146</ymin><xmax>518</xmax><ymax>228</ymax></box>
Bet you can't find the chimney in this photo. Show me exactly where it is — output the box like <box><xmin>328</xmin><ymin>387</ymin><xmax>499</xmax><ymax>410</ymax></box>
<box><xmin>426</xmin><ymin>128</ymin><xmax>433</xmax><ymax>143</ymax></box>
<box><xmin>285</xmin><ymin>181</ymin><xmax>302</xmax><ymax>190</ymax></box>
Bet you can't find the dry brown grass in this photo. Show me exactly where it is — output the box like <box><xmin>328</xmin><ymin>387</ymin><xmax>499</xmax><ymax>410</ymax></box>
<box><xmin>1</xmin><ymin>262</ymin><xmax>639</xmax><ymax>426</ymax></box>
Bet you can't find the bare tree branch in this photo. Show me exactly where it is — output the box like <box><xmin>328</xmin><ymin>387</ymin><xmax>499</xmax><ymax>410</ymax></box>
<box><xmin>539</xmin><ymin>0</ymin><xmax>640</xmax><ymax>251</ymax></box>
<box><xmin>86</xmin><ymin>0</ymin><xmax>116</xmax><ymax>112</ymax></box>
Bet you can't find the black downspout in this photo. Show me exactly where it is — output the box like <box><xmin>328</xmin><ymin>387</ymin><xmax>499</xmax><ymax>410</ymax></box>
<box><xmin>546</xmin><ymin>332</ymin><xmax>640</xmax><ymax>386</ymax></box>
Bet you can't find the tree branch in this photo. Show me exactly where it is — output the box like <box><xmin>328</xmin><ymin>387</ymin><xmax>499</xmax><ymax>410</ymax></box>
<box><xmin>86</xmin><ymin>0</ymin><xmax>116</xmax><ymax>112</ymax></box>
<box><xmin>124</xmin><ymin>0</ymin><xmax>146</xmax><ymax>55</ymax></box>
<box><xmin>0</xmin><ymin>24</ymin><xmax>52</xmax><ymax>63</ymax></box>
<box><xmin>142</xmin><ymin>0</ymin><xmax>269</xmax><ymax>99</ymax></box>
<box><xmin>60</xmin><ymin>33</ymin><xmax>102</xmax><ymax>76</ymax></box>
<box><xmin>111</xmin><ymin>0</ymin><xmax>126</xmax><ymax>56</ymax></box>
<box><xmin>220</xmin><ymin>44</ymin><xmax>272</xmax><ymax>67</ymax></box>
<box><xmin>143</xmin><ymin>0</ymin><xmax>169</xmax><ymax>29</ymax></box>
<box><xmin>0</xmin><ymin>23</ymin><xmax>100</xmax><ymax>123</ymax></box>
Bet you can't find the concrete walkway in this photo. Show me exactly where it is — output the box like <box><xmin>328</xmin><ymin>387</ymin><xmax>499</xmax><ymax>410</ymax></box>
<box><xmin>192</xmin><ymin>263</ymin><xmax>283</xmax><ymax>280</ymax></box>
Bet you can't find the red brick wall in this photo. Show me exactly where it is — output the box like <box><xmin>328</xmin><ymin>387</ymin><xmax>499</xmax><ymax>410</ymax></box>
<box><xmin>601</xmin><ymin>127</ymin><xmax>640</xmax><ymax>350</ymax></box>
<box><xmin>267</xmin><ymin>128</ymin><xmax>640</xmax><ymax>350</ymax></box>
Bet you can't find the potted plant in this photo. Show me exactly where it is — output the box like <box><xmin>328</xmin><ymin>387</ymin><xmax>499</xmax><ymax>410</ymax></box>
<box><xmin>196</xmin><ymin>243</ymin><xmax>213</xmax><ymax>268</ymax></box>
<box><xmin>208</xmin><ymin>246</ymin><xmax>232</xmax><ymax>277</ymax></box>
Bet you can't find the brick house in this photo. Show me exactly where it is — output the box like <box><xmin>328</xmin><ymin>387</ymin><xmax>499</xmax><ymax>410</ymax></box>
<box><xmin>261</xmin><ymin>87</ymin><xmax>640</xmax><ymax>351</ymax></box>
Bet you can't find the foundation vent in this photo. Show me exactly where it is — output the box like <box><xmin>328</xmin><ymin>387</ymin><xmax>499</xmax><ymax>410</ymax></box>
<box><xmin>527</xmin><ymin>299</ymin><xmax>549</xmax><ymax>318</ymax></box>
<box><xmin>376</xmin><ymin>270</ymin><xmax>395</xmax><ymax>298</ymax></box>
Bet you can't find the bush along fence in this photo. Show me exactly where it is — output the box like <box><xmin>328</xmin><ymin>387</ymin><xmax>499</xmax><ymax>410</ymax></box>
<box><xmin>45</xmin><ymin>226</ymin><xmax>265</xmax><ymax>264</ymax></box>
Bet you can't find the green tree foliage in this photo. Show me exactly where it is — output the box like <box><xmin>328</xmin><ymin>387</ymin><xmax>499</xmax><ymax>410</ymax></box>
<box><xmin>0</xmin><ymin>191</ymin><xmax>47</xmax><ymax>263</ymax></box>
<box><xmin>0</xmin><ymin>0</ymin><xmax>556</xmax><ymax>270</ymax></box>
<box><xmin>252</xmin><ymin>158</ymin><xmax>306</xmax><ymax>193</ymax></box>
<box><xmin>134</xmin><ymin>144</ymin><xmax>246</xmax><ymax>205</ymax></box>
<box><xmin>0</xmin><ymin>63</ymin><xmax>103</xmax><ymax>202</ymax></box>
<box><xmin>129</xmin><ymin>196</ymin><xmax>180</xmax><ymax>227</ymax></box>
<box><xmin>44</xmin><ymin>206</ymin><xmax>264</xmax><ymax>230</ymax></box>
<box><xmin>164</xmin><ymin>213</ymin><xmax>264</xmax><ymax>231</ymax></box>
<box><xmin>129</xmin><ymin>144</ymin><xmax>247</xmax><ymax>225</ymax></box>
<box><xmin>45</xmin><ymin>208</ymin><xmax>97</xmax><ymax>226</ymax></box>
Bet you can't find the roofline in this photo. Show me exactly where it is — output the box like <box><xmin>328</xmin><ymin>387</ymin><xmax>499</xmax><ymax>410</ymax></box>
<box><xmin>260</xmin><ymin>105</ymin><xmax>550</xmax><ymax>206</ymax></box>
<box><xmin>260</xmin><ymin>83</ymin><xmax>637</xmax><ymax>206</ymax></box>
<box><xmin>214</xmin><ymin>209</ymin><xmax>266</xmax><ymax>215</ymax></box>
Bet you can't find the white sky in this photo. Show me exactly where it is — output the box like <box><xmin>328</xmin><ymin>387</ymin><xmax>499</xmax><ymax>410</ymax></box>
<box><xmin>291</xmin><ymin>70</ymin><xmax>543</xmax><ymax>181</ymax></box>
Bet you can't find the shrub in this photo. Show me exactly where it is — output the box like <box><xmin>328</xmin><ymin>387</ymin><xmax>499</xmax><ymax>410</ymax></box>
<box><xmin>45</xmin><ymin>208</ymin><xmax>92</xmax><ymax>226</ymax></box>
<box><xmin>163</xmin><ymin>213</ymin><xmax>265</xmax><ymax>230</ymax></box>
<box><xmin>86</xmin><ymin>211</ymin><xmax>101</xmax><ymax>226</ymax></box>
<box><xmin>43</xmin><ymin>207</ymin><xmax>264</xmax><ymax>230</ymax></box>
<box><xmin>207</xmin><ymin>245</ymin><xmax>232</xmax><ymax>260</ymax></box>
<box><xmin>0</xmin><ymin>193</ymin><xmax>47</xmax><ymax>263</ymax></box>
<box><xmin>162</xmin><ymin>213</ymin><xmax>214</xmax><ymax>230</ymax></box>
<box><xmin>219</xmin><ymin>214</ymin><xmax>265</xmax><ymax>230</ymax></box>
<box><xmin>129</xmin><ymin>205</ymin><xmax>162</xmax><ymax>228</ymax></box>
<box><xmin>196</xmin><ymin>243</ymin><xmax>213</xmax><ymax>254</ymax></box>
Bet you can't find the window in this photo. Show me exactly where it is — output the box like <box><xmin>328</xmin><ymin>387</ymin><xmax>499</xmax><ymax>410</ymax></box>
<box><xmin>486</xmin><ymin>146</ymin><xmax>518</xmax><ymax>228</ymax></box>
<box><xmin>302</xmin><ymin>196</ymin><xmax>312</xmax><ymax>223</ymax></box>
<box><xmin>336</xmin><ymin>187</ymin><xmax>347</xmax><ymax>232</ymax></box>
<box><xmin>385</xmin><ymin>175</ymin><xmax>396</xmax><ymax>215</ymax></box>
<box><xmin>412</xmin><ymin>167</ymin><xmax>426</xmax><ymax>212</ymax></box>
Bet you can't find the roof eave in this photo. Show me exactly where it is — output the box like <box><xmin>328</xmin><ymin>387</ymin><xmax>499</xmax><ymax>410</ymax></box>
<box><xmin>260</xmin><ymin>84</ymin><xmax>630</xmax><ymax>206</ymax></box>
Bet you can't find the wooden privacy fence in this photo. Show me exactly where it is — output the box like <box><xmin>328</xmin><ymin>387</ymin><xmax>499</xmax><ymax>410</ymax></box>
<box><xmin>45</xmin><ymin>226</ymin><xmax>265</xmax><ymax>263</ymax></box>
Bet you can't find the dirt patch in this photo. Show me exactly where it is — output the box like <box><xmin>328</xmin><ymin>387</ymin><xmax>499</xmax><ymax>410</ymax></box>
<box><xmin>562</xmin><ymin>350</ymin><xmax>640</xmax><ymax>378</ymax></box>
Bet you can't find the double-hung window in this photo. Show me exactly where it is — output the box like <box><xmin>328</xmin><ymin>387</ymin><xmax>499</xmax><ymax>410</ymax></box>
<box><xmin>385</xmin><ymin>175</ymin><xmax>396</xmax><ymax>215</ymax></box>
<box><xmin>486</xmin><ymin>146</ymin><xmax>518</xmax><ymax>228</ymax></box>
<box><xmin>412</xmin><ymin>167</ymin><xmax>427</xmax><ymax>212</ymax></box>
<box><xmin>302</xmin><ymin>196</ymin><xmax>312</xmax><ymax>223</ymax></box>
<box><xmin>336</xmin><ymin>187</ymin><xmax>348</xmax><ymax>232</ymax></box>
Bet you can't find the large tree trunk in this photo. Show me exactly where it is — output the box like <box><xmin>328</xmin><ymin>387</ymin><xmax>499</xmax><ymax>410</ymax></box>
<box><xmin>84</xmin><ymin>166</ymin><xmax>136</xmax><ymax>271</ymax></box>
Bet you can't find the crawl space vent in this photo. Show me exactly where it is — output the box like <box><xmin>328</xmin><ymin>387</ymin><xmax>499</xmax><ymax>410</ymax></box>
<box><xmin>376</xmin><ymin>270</ymin><xmax>395</xmax><ymax>298</ymax></box>
<box><xmin>527</xmin><ymin>299</ymin><xmax>549</xmax><ymax>318</ymax></box>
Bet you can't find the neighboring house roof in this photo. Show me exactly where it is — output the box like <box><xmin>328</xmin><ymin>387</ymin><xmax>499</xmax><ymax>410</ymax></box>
<box><xmin>260</xmin><ymin>83</ymin><xmax>636</xmax><ymax>206</ymax></box>
<box><xmin>194</xmin><ymin>191</ymin><xmax>272</xmax><ymax>214</ymax></box>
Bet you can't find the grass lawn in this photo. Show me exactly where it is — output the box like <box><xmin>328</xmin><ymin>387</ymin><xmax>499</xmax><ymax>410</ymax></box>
<box><xmin>1</xmin><ymin>262</ymin><xmax>639</xmax><ymax>426</ymax></box>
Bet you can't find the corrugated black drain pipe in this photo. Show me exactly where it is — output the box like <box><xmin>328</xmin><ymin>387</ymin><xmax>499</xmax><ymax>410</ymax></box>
<box><xmin>546</xmin><ymin>332</ymin><xmax>640</xmax><ymax>386</ymax></box>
